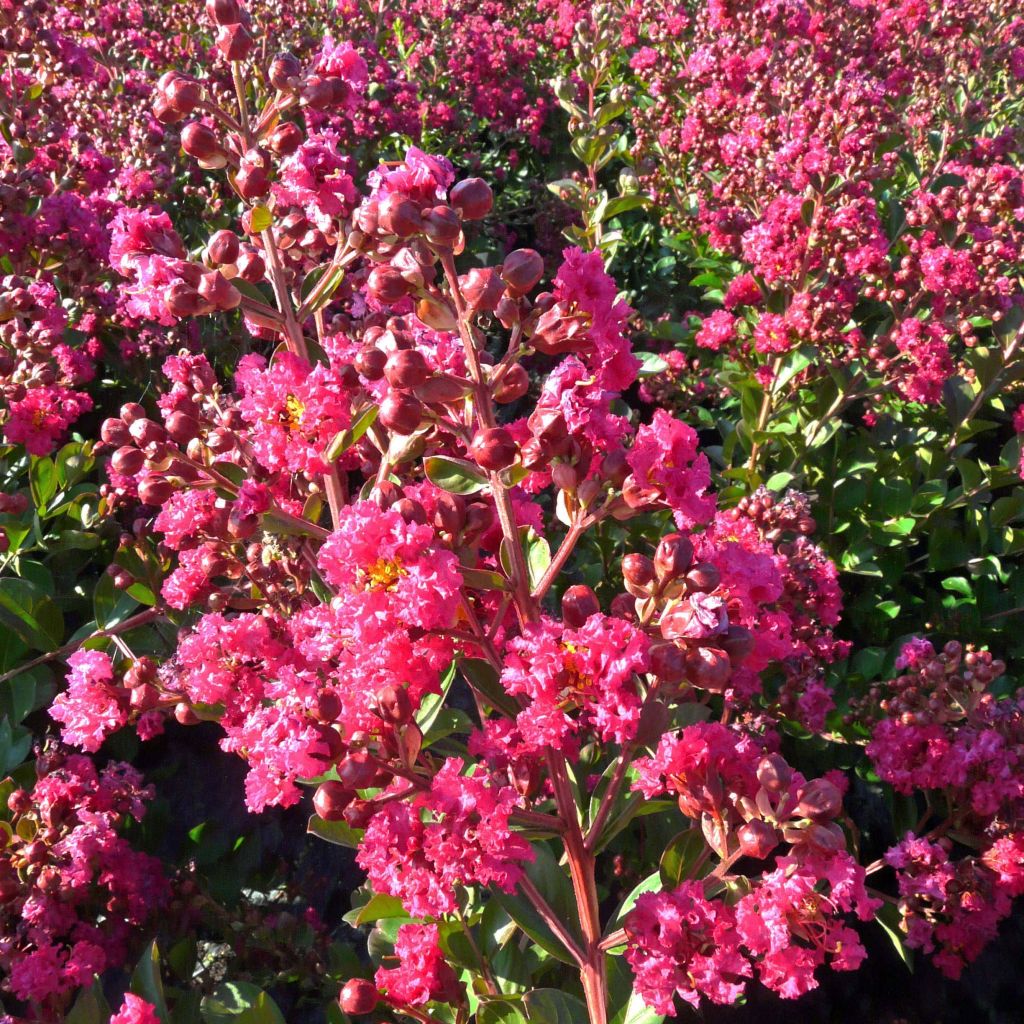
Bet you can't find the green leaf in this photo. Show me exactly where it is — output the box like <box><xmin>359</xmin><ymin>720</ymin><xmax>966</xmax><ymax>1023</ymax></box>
<box><xmin>0</xmin><ymin>577</ymin><xmax>63</xmax><ymax>652</ymax></box>
<box><xmin>424</xmin><ymin>455</ymin><xmax>488</xmax><ymax>495</ymax></box>
<box><xmin>659</xmin><ymin>828</ymin><xmax>708</xmax><ymax>887</ymax></box>
<box><xmin>415</xmin><ymin>660</ymin><xmax>456</xmax><ymax>737</ymax></box>
<box><xmin>479</xmin><ymin>1001</ymin><xmax>529</xmax><ymax>1024</ymax></box>
<box><xmin>29</xmin><ymin>456</ymin><xmax>58</xmax><ymax>510</ymax></box>
<box><xmin>605</xmin><ymin>872</ymin><xmax>662</xmax><ymax>934</ymax></box>
<box><xmin>307</xmin><ymin>814</ymin><xmax>362</xmax><ymax>848</ymax></box>
<box><xmin>461</xmin><ymin>658</ymin><xmax>519</xmax><ymax>717</ymax></box>
<box><xmin>131</xmin><ymin>941</ymin><xmax>171</xmax><ymax>1023</ymax></box>
<box><xmin>249</xmin><ymin>205</ymin><xmax>273</xmax><ymax>233</ymax></box>
<box><xmin>875</xmin><ymin>902</ymin><xmax>913</xmax><ymax>972</ymax></box>
<box><xmin>342</xmin><ymin>890</ymin><xmax>409</xmax><ymax>927</ymax></box>
<box><xmin>327</xmin><ymin>405</ymin><xmax>379</xmax><ymax>462</ymax></box>
<box><xmin>524</xmin><ymin>529</ymin><xmax>551</xmax><ymax>590</ymax></box>
<box><xmin>523</xmin><ymin>989</ymin><xmax>588</xmax><ymax>1024</ymax></box>
<box><xmin>634</xmin><ymin>352</ymin><xmax>669</xmax><ymax>377</ymax></box>
<box><xmin>65</xmin><ymin>978</ymin><xmax>111</xmax><ymax>1024</ymax></box>
<box><xmin>201</xmin><ymin>982</ymin><xmax>286</xmax><ymax>1024</ymax></box>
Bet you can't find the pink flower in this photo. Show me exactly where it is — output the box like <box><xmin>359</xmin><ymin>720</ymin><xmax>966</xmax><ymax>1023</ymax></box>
<box><xmin>375</xmin><ymin>924</ymin><xmax>459</xmax><ymax>1006</ymax></box>
<box><xmin>625</xmin><ymin>883</ymin><xmax>751</xmax><ymax>1012</ymax></box>
<box><xmin>110</xmin><ymin>994</ymin><xmax>160</xmax><ymax>1024</ymax></box>
<box><xmin>626</xmin><ymin>409</ymin><xmax>715</xmax><ymax>528</ymax></box>
<box><xmin>695</xmin><ymin>309</ymin><xmax>737</xmax><ymax>351</ymax></box>
<box><xmin>4</xmin><ymin>386</ymin><xmax>93</xmax><ymax>455</ymax></box>
<box><xmin>50</xmin><ymin>650</ymin><xmax>127</xmax><ymax>753</ymax></box>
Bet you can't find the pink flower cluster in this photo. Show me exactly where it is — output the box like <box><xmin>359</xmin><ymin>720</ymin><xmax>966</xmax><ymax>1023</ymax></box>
<box><xmin>0</xmin><ymin>750</ymin><xmax>167</xmax><ymax>1012</ymax></box>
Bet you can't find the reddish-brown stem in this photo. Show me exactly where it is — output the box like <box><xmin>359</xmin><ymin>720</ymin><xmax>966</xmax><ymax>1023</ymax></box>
<box><xmin>585</xmin><ymin>744</ymin><xmax>634</xmax><ymax>853</ymax></box>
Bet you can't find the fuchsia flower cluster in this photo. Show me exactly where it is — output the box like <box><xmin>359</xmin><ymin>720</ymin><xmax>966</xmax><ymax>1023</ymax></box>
<box><xmin>0</xmin><ymin>750</ymin><xmax>166</xmax><ymax>1012</ymax></box>
<box><xmin>630</xmin><ymin>0</ymin><xmax>1024</xmax><ymax>406</ymax></box>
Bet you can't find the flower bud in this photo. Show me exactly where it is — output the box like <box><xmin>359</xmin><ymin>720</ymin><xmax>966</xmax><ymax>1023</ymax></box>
<box><xmin>721</xmin><ymin>624</ymin><xmax>754</xmax><ymax>665</ymax></box>
<box><xmin>562</xmin><ymin>584</ymin><xmax>600</xmax><ymax>627</ymax></box>
<box><xmin>216</xmin><ymin>22</ymin><xmax>253</xmax><ymax>61</ymax></box>
<box><xmin>384</xmin><ymin>349</ymin><xmax>430</xmax><ymax>389</ymax></box>
<box><xmin>493</xmin><ymin>362</ymin><xmax>529</xmax><ymax>404</ymax></box>
<box><xmin>128</xmin><ymin>417</ymin><xmax>167</xmax><ymax>448</ymax></box>
<box><xmin>378</xmin><ymin>194</ymin><xmax>423</xmax><ymax>237</ymax></box>
<box><xmin>622</xmin><ymin>553</ymin><xmax>656</xmax><ymax>595</ymax></box>
<box><xmin>235</xmin><ymin>160</ymin><xmax>270</xmax><ymax>200</ymax></box>
<box><xmin>366</xmin><ymin>264</ymin><xmax>412</xmax><ymax>304</ymax></box>
<box><xmin>164</xmin><ymin>281</ymin><xmax>207</xmax><ymax>318</ymax></box>
<box><xmin>737</xmin><ymin>820</ymin><xmax>778</xmax><ymax>859</ymax></box>
<box><xmin>684</xmin><ymin>561</ymin><xmax>720</xmax><ymax>594</ymax></box>
<box><xmin>355</xmin><ymin>346</ymin><xmax>387</xmax><ymax>381</ymax></box>
<box><xmin>313</xmin><ymin>781</ymin><xmax>354</xmax><ymax>822</ymax></box>
<box><xmin>336</xmin><ymin>751</ymin><xmax>378</xmax><ymax>791</ymax></box>
<box><xmin>683</xmin><ymin>646</ymin><xmax>731</xmax><ymax>691</ymax></box>
<box><xmin>450</xmin><ymin>177</ymin><xmax>493</xmax><ymax>220</ymax></box>
<box><xmin>206</xmin><ymin>0</ymin><xmax>241</xmax><ymax>25</ymax></box>
<box><xmin>267</xmin><ymin>121</ymin><xmax>303</xmax><ymax>156</ymax></box>
<box><xmin>654</xmin><ymin>532</ymin><xmax>694</xmax><ymax>582</ymax></box>
<box><xmin>501</xmin><ymin>249</ymin><xmax>544</xmax><ymax>295</ymax></box>
<box><xmin>378</xmin><ymin>684</ymin><xmax>412</xmax><ymax>724</ymax></box>
<box><xmin>756</xmin><ymin>754</ymin><xmax>792</xmax><ymax>794</ymax></box>
<box><xmin>236</xmin><ymin>249</ymin><xmax>265</xmax><ymax>282</ymax></box>
<box><xmin>660</xmin><ymin>594</ymin><xmax>727</xmax><ymax>641</ymax></box>
<box><xmin>462</xmin><ymin>267</ymin><xmax>504</xmax><ymax>312</ymax></box>
<box><xmin>198</xmin><ymin>271</ymin><xmax>241</xmax><ymax>311</ymax></box>
<box><xmin>207</xmin><ymin>230</ymin><xmax>240</xmax><ymax>266</ymax></box>
<box><xmin>416</xmin><ymin>296</ymin><xmax>458</xmax><ymax>331</ymax></box>
<box><xmin>650</xmin><ymin>642</ymin><xmax>687</xmax><ymax>683</ymax></box>
<box><xmin>181</xmin><ymin>122</ymin><xmax>220</xmax><ymax>162</ymax></box>
<box><xmin>379</xmin><ymin>392</ymin><xmax>424</xmax><ymax>435</ymax></box>
<box><xmin>469</xmin><ymin>427</ymin><xmax>517</xmax><ymax>471</ymax></box>
<box><xmin>101</xmin><ymin>418</ymin><xmax>131</xmax><ymax>446</ymax></box>
<box><xmin>339</xmin><ymin>979</ymin><xmax>379</xmax><ymax>1015</ymax></box>
<box><xmin>423</xmin><ymin>205</ymin><xmax>462</xmax><ymax>245</ymax></box>
<box><xmin>268</xmin><ymin>51</ymin><xmax>301</xmax><ymax>90</ymax></box>
<box><xmin>795</xmin><ymin>778</ymin><xmax>843</xmax><ymax>821</ymax></box>
<box><xmin>112</xmin><ymin>446</ymin><xmax>145</xmax><ymax>476</ymax></box>
<box><xmin>137</xmin><ymin>477</ymin><xmax>173</xmax><ymax>505</ymax></box>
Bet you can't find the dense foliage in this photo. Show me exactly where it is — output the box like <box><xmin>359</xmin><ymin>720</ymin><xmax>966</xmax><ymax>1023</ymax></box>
<box><xmin>1</xmin><ymin>0</ymin><xmax>1024</xmax><ymax>1022</ymax></box>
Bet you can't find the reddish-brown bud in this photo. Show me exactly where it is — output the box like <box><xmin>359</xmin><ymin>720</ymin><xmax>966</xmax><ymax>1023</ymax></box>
<box><xmin>336</xmin><ymin>751</ymin><xmax>378</xmax><ymax>791</ymax></box>
<box><xmin>378</xmin><ymin>194</ymin><xmax>423</xmax><ymax>237</ymax></box>
<box><xmin>378</xmin><ymin>392</ymin><xmax>424</xmax><ymax>435</ymax></box>
<box><xmin>622</xmin><ymin>553</ymin><xmax>656</xmax><ymax>596</ymax></box>
<box><xmin>101</xmin><ymin>418</ymin><xmax>131</xmax><ymax>446</ymax></box>
<box><xmin>423</xmin><ymin>205</ymin><xmax>461</xmax><ymax>245</ymax></box>
<box><xmin>469</xmin><ymin>427</ymin><xmax>517</xmax><ymax>471</ymax></box>
<box><xmin>756</xmin><ymin>754</ymin><xmax>793</xmax><ymax>794</ymax></box>
<box><xmin>384</xmin><ymin>349</ymin><xmax>430</xmax><ymax>390</ymax></box>
<box><xmin>366</xmin><ymin>264</ymin><xmax>412</xmax><ymax>304</ymax></box>
<box><xmin>450</xmin><ymin>177</ymin><xmax>493</xmax><ymax>220</ymax></box>
<box><xmin>164</xmin><ymin>281</ymin><xmax>206</xmax><ymax>318</ymax></box>
<box><xmin>338</xmin><ymin>979</ymin><xmax>379</xmax><ymax>1015</ymax></box>
<box><xmin>206</xmin><ymin>229</ymin><xmax>239</xmax><ymax>266</ymax></box>
<box><xmin>461</xmin><ymin>267</ymin><xmax>504</xmax><ymax>312</ymax></box>
<box><xmin>501</xmin><ymin>248</ymin><xmax>544</xmax><ymax>295</ymax></box>
<box><xmin>493</xmin><ymin>362</ymin><xmax>529</xmax><ymax>403</ymax></box>
<box><xmin>267</xmin><ymin>121</ymin><xmax>303</xmax><ymax>156</ymax></box>
<box><xmin>355</xmin><ymin>346</ymin><xmax>387</xmax><ymax>381</ymax></box>
<box><xmin>216</xmin><ymin>22</ymin><xmax>253</xmax><ymax>61</ymax></box>
<box><xmin>683</xmin><ymin>646</ymin><xmax>731</xmax><ymax>691</ymax></box>
<box><xmin>377</xmin><ymin>684</ymin><xmax>412</xmax><ymax>724</ymax></box>
<box><xmin>795</xmin><ymin>778</ymin><xmax>843</xmax><ymax>821</ymax></box>
<box><xmin>654</xmin><ymin>533</ymin><xmax>694</xmax><ymax>582</ymax></box>
<box><xmin>268</xmin><ymin>52</ymin><xmax>301</xmax><ymax>91</ymax></box>
<box><xmin>562</xmin><ymin>585</ymin><xmax>600</xmax><ymax>627</ymax></box>
<box><xmin>737</xmin><ymin>820</ymin><xmax>779</xmax><ymax>859</ymax></box>
<box><xmin>111</xmin><ymin>446</ymin><xmax>145</xmax><ymax>476</ymax></box>
<box><xmin>721</xmin><ymin>624</ymin><xmax>755</xmax><ymax>665</ymax></box>
<box><xmin>205</xmin><ymin>0</ymin><xmax>241</xmax><ymax>25</ymax></box>
<box><xmin>137</xmin><ymin>477</ymin><xmax>173</xmax><ymax>505</ymax></box>
<box><xmin>313</xmin><ymin>781</ymin><xmax>354</xmax><ymax>822</ymax></box>
<box><xmin>650</xmin><ymin>642</ymin><xmax>687</xmax><ymax>683</ymax></box>
<box><xmin>198</xmin><ymin>271</ymin><xmax>241</xmax><ymax>311</ymax></box>
<box><xmin>684</xmin><ymin>562</ymin><xmax>720</xmax><ymax>594</ymax></box>
<box><xmin>236</xmin><ymin>249</ymin><xmax>265</xmax><ymax>283</ymax></box>
<box><xmin>180</xmin><ymin>122</ymin><xmax>220</xmax><ymax>162</ymax></box>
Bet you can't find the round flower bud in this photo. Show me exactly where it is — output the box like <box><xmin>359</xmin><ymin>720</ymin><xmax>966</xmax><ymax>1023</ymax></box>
<box><xmin>501</xmin><ymin>248</ymin><xmax>544</xmax><ymax>295</ymax></box>
<box><xmin>338</xmin><ymin>979</ymin><xmax>379</xmax><ymax>1015</ymax></box>
<box><xmin>101</xmin><ymin>418</ymin><xmax>131</xmax><ymax>446</ymax></box>
<box><xmin>493</xmin><ymin>362</ymin><xmax>529</xmax><ymax>404</ymax></box>
<box><xmin>462</xmin><ymin>267</ymin><xmax>505</xmax><ymax>312</ymax></box>
<box><xmin>469</xmin><ymin>427</ymin><xmax>517</xmax><ymax>471</ymax></box>
<box><xmin>654</xmin><ymin>532</ymin><xmax>694</xmax><ymax>582</ymax></box>
<box><xmin>622</xmin><ymin>553</ymin><xmax>656</xmax><ymax>595</ymax></box>
<box><xmin>377</xmin><ymin>684</ymin><xmax>412</xmax><ymax>724</ymax></box>
<box><xmin>650</xmin><ymin>642</ymin><xmax>687</xmax><ymax>683</ymax></box>
<box><xmin>166</xmin><ymin>412</ymin><xmax>201</xmax><ymax>445</ymax></box>
<box><xmin>206</xmin><ymin>229</ymin><xmax>239</xmax><ymax>266</ymax></box>
<box><xmin>384</xmin><ymin>349</ymin><xmax>430</xmax><ymax>389</ymax></box>
<box><xmin>164</xmin><ymin>281</ymin><xmax>206</xmax><ymax>319</ymax></box>
<box><xmin>562</xmin><ymin>585</ymin><xmax>600</xmax><ymax>628</ymax></box>
<box><xmin>336</xmin><ymin>751</ymin><xmax>378</xmax><ymax>791</ymax></box>
<box><xmin>267</xmin><ymin>121</ymin><xmax>303</xmax><ymax>156</ymax></box>
<box><xmin>137</xmin><ymin>477</ymin><xmax>173</xmax><ymax>506</ymax></box>
<box><xmin>355</xmin><ymin>346</ymin><xmax>387</xmax><ymax>381</ymax></box>
<box><xmin>756</xmin><ymin>754</ymin><xmax>793</xmax><ymax>794</ymax></box>
<box><xmin>206</xmin><ymin>0</ymin><xmax>241</xmax><ymax>25</ymax></box>
<box><xmin>423</xmin><ymin>205</ymin><xmax>462</xmax><ymax>245</ymax></box>
<box><xmin>235</xmin><ymin>161</ymin><xmax>270</xmax><ymax>200</ymax></box>
<box><xmin>268</xmin><ymin>52</ymin><xmax>301</xmax><ymax>91</ymax></box>
<box><xmin>181</xmin><ymin>122</ymin><xmax>220</xmax><ymax>162</ymax></box>
<box><xmin>450</xmin><ymin>177</ymin><xmax>493</xmax><ymax>220</ymax></box>
<box><xmin>128</xmin><ymin>417</ymin><xmax>167</xmax><ymax>448</ymax></box>
<box><xmin>366</xmin><ymin>264</ymin><xmax>412</xmax><ymax>304</ymax></box>
<box><xmin>216</xmin><ymin>22</ymin><xmax>253</xmax><ymax>61</ymax></box>
<box><xmin>795</xmin><ymin>778</ymin><xmax>843</xmax><ymax>821</ymax></box>
<box><xmin>737</xmin><ymin>820</ymin><xmax>779</xmax><ymax>859</ymax></box>
<box><xmin>236</xmin><ymin>249</ymin><xmax>266</xmax><ymax>283</ymax></box>
<box><xmin>379</xmin><ymin>392</ymin><xmax>424</xmax><ymax>435</ymax></box>
<box><xmin>683</xmin><ymin>646</ymin><xmax>731</xmax><ymax>691</ymax></box>
<box><xmin>684</xmin><ymin>561</ymin><xmax>720</xmax><ymax>594</ymax></box>
<box><xmin>198</xmin><ymin>271</ymin><xmax>241</xmax><ymax>311</ymax></box>
<box><xmin>378</xmin><ymin>193</ymin><xmax>423</xmax><ymax>237</ymax></box>
<box><xmin>313</xmin><ymin>781</ymin><xmax>353</xmax><ymax>822</ymax></box>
